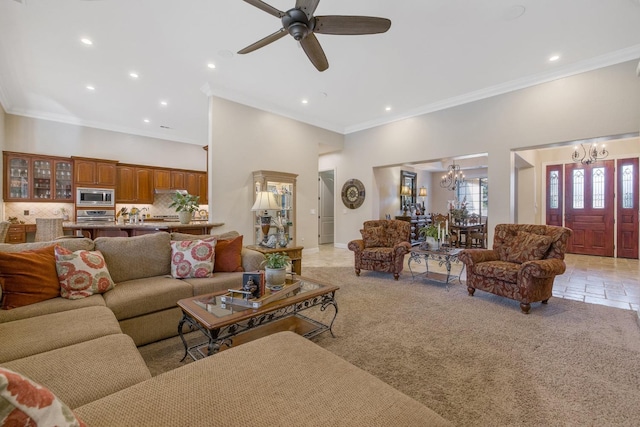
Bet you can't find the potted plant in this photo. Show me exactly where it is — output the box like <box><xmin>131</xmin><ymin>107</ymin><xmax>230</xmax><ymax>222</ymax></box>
<box><xmin>261</xmin><ymin>252</ymin><xmax>291</xmax><ymax>289</ymax></box>
<box><xmin>418</xmin><ymin>224</ymin><xmax>439</xmax><ymax>249</ymax></box>
<box><xmin>169</xmin><ymin>192</ymin><xmax>200</xmax><ymax>224</ymax></box>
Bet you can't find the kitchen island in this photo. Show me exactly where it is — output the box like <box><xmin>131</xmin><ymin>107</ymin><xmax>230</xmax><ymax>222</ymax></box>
<box><xmin>63</xmin><ymin>221</ymin><xmax>224</xmax><ymax>239</ymax></box>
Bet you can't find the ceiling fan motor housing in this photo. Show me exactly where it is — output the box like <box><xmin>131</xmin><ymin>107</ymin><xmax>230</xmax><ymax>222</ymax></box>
<box><xmin>282</xmin><ymin>8</ymin><xmax>314</xmax><ymax>40</ymax></box>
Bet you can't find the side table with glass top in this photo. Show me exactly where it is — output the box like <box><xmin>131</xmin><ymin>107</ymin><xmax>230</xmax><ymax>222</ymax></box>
<box><xmin>407</xmin><ymin>247</ymin><xmax>463</xmax><ymax>290</ymax></box>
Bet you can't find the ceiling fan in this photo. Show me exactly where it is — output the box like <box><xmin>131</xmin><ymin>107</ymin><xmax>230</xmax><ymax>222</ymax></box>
<box><xmin>238</xmin><ymin>0</ymin><xmax>391</xmax><ymax>72</ymax></box>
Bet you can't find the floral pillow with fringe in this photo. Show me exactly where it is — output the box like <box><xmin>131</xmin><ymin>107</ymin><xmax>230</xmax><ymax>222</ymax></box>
<box><xmin>170</xmin><ymin>239</ymin><xmax>215</xmax><ymax>278</ymax></box>
<box><xmin>54</xmin><ymin>245</ymin><xmax>116</xmax><ymax>299</ymax></box>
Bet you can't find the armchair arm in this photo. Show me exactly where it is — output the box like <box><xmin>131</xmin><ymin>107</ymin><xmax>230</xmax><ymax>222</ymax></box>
<box><xmin>348</xmin><ymin>239</ymin><xmax>364</xmax><ymax>252</ymax></box>
<box><xmin>393</xmin><ymin>241</ymin><xmax>411</xmax><ymax>257</ymax></box>
<box><xmin>458</xmin><ymin>249</ymin><xmax>499</xmax><ymax>267</ymax></box>
<box><xmin>519</xmin><ymin>258</ymin><xmax>566</xmax><ymax>279</ymax></box>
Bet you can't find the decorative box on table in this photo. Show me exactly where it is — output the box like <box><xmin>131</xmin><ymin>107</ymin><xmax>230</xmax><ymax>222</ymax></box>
<box><xmin>220</xmin><ymin>278</ymin><xmax>301</xmax><ymax>309</ymax></box>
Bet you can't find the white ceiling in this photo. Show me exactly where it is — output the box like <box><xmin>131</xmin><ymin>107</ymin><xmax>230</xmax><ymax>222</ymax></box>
<box><xmin>1</xmin><ymin>0</ymin><xmax>639</xmax><ymax>147</ymax></box>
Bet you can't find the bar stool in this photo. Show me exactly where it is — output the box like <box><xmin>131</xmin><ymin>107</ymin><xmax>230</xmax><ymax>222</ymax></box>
<box><xmin>35</xmin><ymin>218</ymin><xmax>65</xmax><ymax>242</ymax></box>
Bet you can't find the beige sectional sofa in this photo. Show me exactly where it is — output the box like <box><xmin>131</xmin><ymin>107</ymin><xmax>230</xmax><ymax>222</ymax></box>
<box><xmin>0</xmin><ymin>233</ymin><xmax>451</xmax><ymax>426</ymax></box>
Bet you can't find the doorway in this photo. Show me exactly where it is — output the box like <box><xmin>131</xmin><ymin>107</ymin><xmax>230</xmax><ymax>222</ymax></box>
<box><xmin>318</xmin><ymin>170</ymin><xmax>335</xmax><ymax>244</ymax></box>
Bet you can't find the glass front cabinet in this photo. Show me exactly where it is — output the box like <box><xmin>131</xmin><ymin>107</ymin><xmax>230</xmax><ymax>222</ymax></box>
<box><xmin>252</xmin><ymin>170</ymin><xmax>297</xmax><ymax>247</ymax></box>
<box><xmin>4</xmin><ymin>152</ymin><xmax>74</xmax><ymax>202</ymax></box>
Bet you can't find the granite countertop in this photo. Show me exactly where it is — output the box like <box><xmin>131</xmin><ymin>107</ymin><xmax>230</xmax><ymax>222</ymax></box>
<box><xmin>62</xmin><ymin>222</ymin><xmax>224</xmax><ymax>229</ymax></box>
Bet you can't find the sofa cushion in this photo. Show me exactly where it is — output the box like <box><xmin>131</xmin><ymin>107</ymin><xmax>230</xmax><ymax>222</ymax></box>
<box><xmin>74</xmin><ymin>332</ymin><xmax>451</xmax><ymax>427</ymax></box>
<box><xmin>0</xmin><ymin>295</ymin><xmax>106</xmax><ymax>324</ymax></box>
<box><xmin>94</xmin><ymin>233</ymin><xmax>171</xmax><ymax>283</ymax></box>
<box><xmin>2</xmin><ymin>334</ymin><xmax>151</xmax><ymax>410</ymax></box>
<box><xmin>499</xmin><ymin>231</ymin><xmax>553</xmax><ymax>264</ymax></box>
<box><xmin>170</xmin><ymin>239</ymin><xmax>215</xmax><ymax>279</ymax></box>
<box><xmin>102</xmin><ymin>276</ymin><xmax>193</xmax><ymax>321</ymax></box>
<box><xmin>54</xmin><ymin>246</ymin><xmax>115</xmax><ymax>299</ymax></box>
<box><xmin>0</xmin><ymin>367</ymin><xmax>85</xmax><ymax>427</ymax></box>
<box><xmin>0</xmin><ymin>245</ymin><xmax>60</xmax><ymax>310</ymax></box>
<box><xmin>214</xmin><ymin>235</ymin><xmax>244</xmax><ymax>272</ymax></box>
<box><xmin>184</xmin><ymin>272</ymin><xmax>245</xmax><ymax>295</ymax></box>
<box><xmin>361</xmin><ymin>226</ymin><xmax>387</xmax><ymax>248</ymax></box>
<box><xmin>0</xmin><ymin>306</ymin><xmax>121</xmax><ymax>363</ymax></box>
<box><xmin>0</xmin><ymin>238</ymin><xmax>94</xmax><ymax>254</ymax></box>
<box><xmin>361</xmin><ymin>247</ymin><xmax>394</xmax><ymax>262</ymax></box>
<box><xmin>474</xmin><ymin>260</ymin><xmax>520</xmax><ymax>283</ymax></box>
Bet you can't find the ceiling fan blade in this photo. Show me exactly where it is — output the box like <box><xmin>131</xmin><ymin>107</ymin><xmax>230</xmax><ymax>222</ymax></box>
<box><xmin>238</xmin><ymin>28</ymin><xmax>288</xmax><ymax>54</ymax></box>
<box><xmin>300</xmin><ymin>33</ymin><xmax>328</xmax><ymax>72</ymax></box>
<box><xmin>295</xmin><ymin>0</ymin><xmax>320</xmax><ymax>19</ymax></box>
<box><xmin>242</xmin><ymin>0</ymin><xmax>285</xmax><ymax>18</ymax></box>
<box><xmin>314</xmin><ymin>16</ymin><xmax>391</xmax><ymax>35</ymax></box>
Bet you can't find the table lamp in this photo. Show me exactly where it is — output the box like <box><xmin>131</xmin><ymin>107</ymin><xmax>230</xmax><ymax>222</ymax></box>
<box><xmin>400</xmin><ymin>185</ymin><xmax>411</xmax><ymax>215</ymax></box>
<box><xmin>418</xmin><ymin>187</ymin><xmax>427</xmax><ymax>211</ymax></box>
<box><xmin>251</xmin><ymin>191</ymin><xmax>280</xmax><ymax>244</ymax></box>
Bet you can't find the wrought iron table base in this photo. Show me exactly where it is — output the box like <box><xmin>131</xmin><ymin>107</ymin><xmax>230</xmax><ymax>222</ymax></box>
<box><xmin>408</xmin><ymin>250</ymin><xmax>462</xmax><ymax>291</ymax></box>
<box><xmin>179</xmin><ymin>291</ymin><xmax>338</xmax><ymax>361</ymax></box>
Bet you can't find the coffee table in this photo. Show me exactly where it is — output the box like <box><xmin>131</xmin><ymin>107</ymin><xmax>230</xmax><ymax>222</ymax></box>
<box><xmin>408</xmin><ymin>247</ymin><xmax>463</xmax><ymax>290</ymax></box>
<box><xmin>177</xmin><ymin>276</ymin><xmax>339</xmax><ymax>361</ymax></box>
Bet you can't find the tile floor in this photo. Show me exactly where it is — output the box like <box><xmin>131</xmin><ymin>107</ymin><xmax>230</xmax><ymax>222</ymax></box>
<box><xmin>304</xmin><ymin>244</ymin><xmax>640</xmax><ymax>313</ymax></box>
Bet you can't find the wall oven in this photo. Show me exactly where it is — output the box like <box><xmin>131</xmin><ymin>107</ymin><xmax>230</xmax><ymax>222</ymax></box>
<box><xmin>76</xmin><ymin>187</ymin><xmax>115</xmax><ymax>207</ymax></box>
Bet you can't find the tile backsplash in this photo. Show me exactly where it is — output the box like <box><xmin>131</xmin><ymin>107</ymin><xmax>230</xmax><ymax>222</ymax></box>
<box><xmin>4</xmin><ymin>193</ymin><xmax>208</xmax><ymax>223</ymax></box>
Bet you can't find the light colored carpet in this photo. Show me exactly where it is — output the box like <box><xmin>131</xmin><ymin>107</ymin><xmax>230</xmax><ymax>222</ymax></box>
<box><xmin>139</xmin><ymin>267</ymin><xmax>640</xmax><ymax>426</ymax></box>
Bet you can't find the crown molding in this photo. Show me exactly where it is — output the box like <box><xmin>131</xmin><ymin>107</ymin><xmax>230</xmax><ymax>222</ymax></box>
<box><xmin>344</xmin><ymin>45</ymin><xmax>640</xmax><ymax>135</ymax></box>
<box><xmin>5</xmin><ymin>107</ymin><xmax>206</xmax><ymax>146</ymax></box>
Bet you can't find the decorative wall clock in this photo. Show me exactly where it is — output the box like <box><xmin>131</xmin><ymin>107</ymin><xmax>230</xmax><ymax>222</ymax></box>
<box><xmin>341</xmin><ymin>179</ymin><xmax>366</xmax><ymax>209</ymax></box>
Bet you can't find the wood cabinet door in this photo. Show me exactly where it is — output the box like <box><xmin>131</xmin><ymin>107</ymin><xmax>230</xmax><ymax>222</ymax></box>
<box><xmin>74</xmin><ymin>160</ymin><xmax>96</xmax><ymax>186</ymax></box>
<box><xmin>198</xmin><ymin>173</ymin><xmax>208</xmax><ymax>204</ymax></box>
<box><xmin>185</xmin><ymin>172</ymin><xmax>198</xmax><ymax>197</ymax></box>
<box><xmin>154</xmin><ymin>169</ymin><xmax>171</xmax><ymax>190</ymax></box>
<box><xmin>116</xmin><ymin>166</ymin><xmax>136</xmax><ymax>202</ymax></box>
<box><xmin>96</xmin><ymin>162</ymin><xmax>116</xmax><ymax>186</ymax></box>
<box><xmin>171</xmin><ymin>171</ymin><xmax>185</xmax><ymax>189</ymax></box>
<box><xmin>4</xmin><ymin>154</ymin><xmax>31</xmax><ymax>200</ymax></box>
<box><xmin>136</xmin><ymin>168</ymin><xmax>154</xmax><ymax>204</ymax></box>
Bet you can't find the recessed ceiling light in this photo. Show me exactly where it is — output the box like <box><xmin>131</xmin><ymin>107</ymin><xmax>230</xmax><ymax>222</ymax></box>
<box><xmin>301</xmin><ymin>99</ymin><xmax>308</xmax><ymax>104</ymax></box>
<box><xmin>207</xmin><ymin>63</ymin><xmax>216</xmax><ymax>69</ymax></box>
<box><xmin>143</xmin><ymin>119</ymin><xmax>150</xmax><ymax>123</ymax></box>
<box><xmin>160</xmin><ymin>101</ymin><xmax>168</xmax><ymax>106</ymax></box>
<box><xmin>80</xmin><ymin>38</ymin><xmax>93</xmax><ymax>45</ymax></box>
<box><xmin>86</xmin><ymin>85</ymin><xmax>95</xmax><ymax>91</ymax></box>
<box><xmin>385</xmin><ymin>106</ymin><xmax>392</xmax><ymax>112</ymax></box>
<box><xmin>129</xmin><ymin>72</ymin><xmax>139</xmax><ymax>79</ymax></box>
<box><xmin>549</xmin><ymin>54</ymin><xmax>560</xmax><ymax>62</ymax></box>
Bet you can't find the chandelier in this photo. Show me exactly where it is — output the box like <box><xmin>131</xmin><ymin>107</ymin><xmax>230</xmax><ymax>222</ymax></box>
<box><xmin>440</xmin><ymin>161</ymin><xmax>465</xmax><ymax>191</ymax></box>
<box><xmin>571</xmin><ymin>143</ymin><xmax>608</xmax><ymax>165</ymax></box>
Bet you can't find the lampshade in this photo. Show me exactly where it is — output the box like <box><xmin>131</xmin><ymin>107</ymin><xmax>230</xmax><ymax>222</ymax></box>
<box><xmin>251</xmin><ymin>191</ymin><xmax>280</xmax><ymax>211</ymax></box>
<box><xmin>400</xmin><ymin>186</ymin><xmax>411</xmax><ymax>196</ymax></box>
<box><xmin>418</xmin><ymin>187</ymin><xmax>427</xmax><ymax>197</ymax></box>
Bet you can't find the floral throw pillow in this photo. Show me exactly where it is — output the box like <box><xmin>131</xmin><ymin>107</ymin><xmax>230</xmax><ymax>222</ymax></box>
<box><xmin>361</xmin><ymin>226</ymin><xmax>387</xmax><ymax>248</ymax></box>
<box><xmin>54</xmin><ymin>246</ymin><xmax>115</xmax><ymax>300</ymax></box>
<box><xmin>499</xmin><ymin>231</ymin><xmax>553</xmax><ymax>264</ymax></box>
<box><xmin>0</xmin><ymin>367</ymin><xmax>86</xmax><ymax>427</ymax></box>
<box><xmin>170</xmin><ymin>239</ymin><xmax>215</xmax><ymax>279</ymax></box>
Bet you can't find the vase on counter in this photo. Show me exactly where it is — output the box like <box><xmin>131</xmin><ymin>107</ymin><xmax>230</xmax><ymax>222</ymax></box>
<box><xmin>178</xmin><ymin>211</ymin><xmax>192</xmax><ymax>224</ymax></box>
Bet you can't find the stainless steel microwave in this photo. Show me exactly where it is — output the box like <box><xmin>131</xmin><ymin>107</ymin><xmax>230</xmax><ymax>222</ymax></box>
<box><xmin>76</xmin><ymin>187</ymin><xmax>115</xmax><ymax>207</ymax></box>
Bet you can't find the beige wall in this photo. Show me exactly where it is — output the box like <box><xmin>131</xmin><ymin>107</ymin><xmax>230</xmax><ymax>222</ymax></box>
<box><xmin>0</xmin><ymin>104</ymin><xmax>5</xmax><ymax>219</ymax></box>
<box><xmin>3</xmin><ymin>114</ymin><xmax>206</xmax><ymax>170</ymax></box>
<box><xmin>209</xmin><ymin>96</ymin><xmax>343</xmax><ymax>250</ymax></box>
<box><xmin>321</xmin><ymin>60</ymin><xmax>640</xmax><ymax>247</ymax></box>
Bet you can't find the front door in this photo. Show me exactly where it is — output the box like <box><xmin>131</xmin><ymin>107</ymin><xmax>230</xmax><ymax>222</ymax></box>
<box><xmin>564</xmin><ymin>160</ymin><xmax>615</xmax><ymax>256</ymax></box>
<box><xmin>617</xmin><ymin>158</ymin><xmax>639</xmax><ymax>259</ymax></box>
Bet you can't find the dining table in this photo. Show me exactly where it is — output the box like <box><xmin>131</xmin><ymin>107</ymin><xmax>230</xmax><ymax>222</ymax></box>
<box><xmin>449</xmin><ymin>223</ymin><xmax>485</xmax><ymax>248</ymax></box>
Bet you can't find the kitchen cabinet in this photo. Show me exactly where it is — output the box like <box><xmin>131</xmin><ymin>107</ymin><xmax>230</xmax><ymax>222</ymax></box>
<box><xmin>154</xmin><ymin>169</ymin><xmax>171</xmax><ymax>190</ymax></box>
<box><xmin>252</xmin><ymin>170</ymin><xmax>297</xmax><ymax>246</ymax></box>
<box><xmin>116</xmin><ymin>165</ymin><xmax>154</xmax><ymax>204</ymax></box>
<box><xmin>185</xmin><ymin>172</ymin><xmax>199</xmax><ymax>198</ymax></box>
<box><xmin>73</xmin><ymin>157</ymin><xmax>117</xmax><ymax>187</ymax></box>
<box><xmin>3</xmin><ymin>152</ymin><xmax>73</xmax><ymax>202</ymax></box>
<box><xmin>170</xmin><ymin>171</ymin><xmax>185</xmax><ymax>190</ymax></box>
<box><xmin>198</xmin><ymin>172</ymin><xmax>208</xmax><ymax>205</ymax></box>
<box><xmin>5</xmin><ymin>224</ymin><xmax>37</xmax><ymax>244</ymax></box>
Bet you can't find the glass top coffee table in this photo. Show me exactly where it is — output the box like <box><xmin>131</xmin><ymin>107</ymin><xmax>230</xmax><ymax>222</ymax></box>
<box><xmin>408</xmin><ymin>247</ymin><xmax>463</xmax><ymax>290</ymax></box>
<box><xmin>177</xmin><ymin>276</ymin><xmax>339</xmax><ymax>361</ymax></box>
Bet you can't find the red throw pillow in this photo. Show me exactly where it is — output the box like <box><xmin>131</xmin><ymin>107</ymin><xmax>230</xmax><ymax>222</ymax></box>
<box><xmin>0</xmin><ymin>245</ymin><xmax>60</xmax><ymax>310</ymax></box>
<box><xmin>214</xmin><ymin>235</ymin><xmax>244</xmax><ymax>272</ymax></box>
<box><xmin>500</xmin><ymin>231</ymin><xmax>553</xmax><ymax>264</ymax></box>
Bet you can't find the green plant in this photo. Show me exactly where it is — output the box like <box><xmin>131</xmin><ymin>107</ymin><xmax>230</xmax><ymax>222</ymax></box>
<box><xmin>169</xmin><ymin>192</ymin><xmax>200</xmax><ymax>213</ymax></box>
<box><xmin>262</xmin><ymin>252</ymin><xmax>291</xmax><ymax>269</ymax></box>
<box><xmin>418</xmin><ymin>224</ymin><xmax>439</xmax><ymax>239</ymax></box>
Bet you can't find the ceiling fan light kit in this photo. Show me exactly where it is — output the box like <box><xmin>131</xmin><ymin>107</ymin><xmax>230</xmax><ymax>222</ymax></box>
<box><xmin>238</xmin><ymin>0</ymin><xmax>391</xmax><ymax>71</ymax></box>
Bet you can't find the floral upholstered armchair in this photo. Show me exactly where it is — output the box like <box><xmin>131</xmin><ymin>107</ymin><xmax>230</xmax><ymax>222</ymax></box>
<box><xmin>348</xmin><ymin>220</ymin><xmax>411</xmax><ymax>280</ymax></box>
<box><xmin>458</xmin><ymin>223</ymin><xmax>572</xmax><ymax>313</ymax></box>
